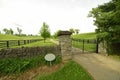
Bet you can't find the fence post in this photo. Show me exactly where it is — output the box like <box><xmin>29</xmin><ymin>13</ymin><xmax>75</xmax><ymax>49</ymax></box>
<box><xmin>82</xmin><ymin>39</ymin><xmax>84</xmax><ymax>53</ymax></box>
<box><xmin>27</xmin><ymin>40</ymin><xmax>29</xmax><ymax>44</ymax></box>
<box><xmin>24</xmin><ymin>40</ymin><xmax>26</xmax><ymax>44</ymax></box>
<box><xmin>96</xmin><ymin>38</ymin><xmax>98</xmax><ymax>53</ymax></box>
<box><xmin>18</xmin><ymin>40</ymin><xmax>20</xmax><ymax>46</ymax></box>
<box><xmin>6</xmin><ymin>41</ymin><xmax>9</xmax><ymax>48</ymax></box>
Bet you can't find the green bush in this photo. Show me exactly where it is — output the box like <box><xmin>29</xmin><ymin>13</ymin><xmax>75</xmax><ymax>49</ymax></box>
<box><xmin>0</xmin><ymin>55</ymin><xmax>62</xmax><ymax>74</ymax></box>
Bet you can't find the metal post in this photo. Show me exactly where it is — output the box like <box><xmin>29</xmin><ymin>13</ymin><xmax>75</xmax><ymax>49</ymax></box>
<box><xmin>18</xmin><ymin>40</ymin><xmax>20</xmax><ymax>46</ymax></box>
<box><xmin>83</xmin><ymin>39</ymin><xmax>84</xmax><ymax>53</ymax></box>
<box><xmin>6</xmin><ymin>41</ymin><xmax>9</xmax><ymax>48</ymax></box>
<box><xmin>96</xmin><ymin>38</ymin><xmax>98</xmax><ymax>53</ymax></box>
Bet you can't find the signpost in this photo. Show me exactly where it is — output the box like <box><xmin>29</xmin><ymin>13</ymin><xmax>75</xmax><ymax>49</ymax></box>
<box><xmin>45</xmin><ymin>53</ymin><xmax>56</xmax><ymax>66</ymax></box>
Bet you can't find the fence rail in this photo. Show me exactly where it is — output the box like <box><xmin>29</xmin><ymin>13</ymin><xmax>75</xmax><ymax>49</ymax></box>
<box><xmin>72</xmin><ymin>38</ymin><xmax>98</xmax><ymax>53</ymax></box>
<box><xmin>0</xmin><ymin>39</ymin><xmax>43</xmax><ymax>49</ymax></box>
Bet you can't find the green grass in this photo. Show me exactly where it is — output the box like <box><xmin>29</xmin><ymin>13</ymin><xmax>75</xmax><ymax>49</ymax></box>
<box><xmin>72</xmin><ymin>40</ymin><xmax>96</xmax><ymax>52</ymax></box>
<box><xmin>0</xmin><ymin>34</ymin><xmax>21</xmax><ymax>40</ymax></box>
<box><xmin>72</xmin><ymin>32</ymin><xmax>96</xmax><ymax>39</ymax></box>
<box><xmin>36</xmin><ymin>61</ymin><xmax>93</xmax><ymax>80</ymax></box>
<box><xmin>11</xmin><ymin>39</ymin><xmax>56</xmax><ymax>48</ymax></box>
<box><xmin>0</xmin><ymin>34</ymin><xmax>42</xmax><ymax>40</ymax></box>
<box><xmin>72</xmin><ymin>33</ymin><xmax>97</xmax><ymax>52</ymax></box>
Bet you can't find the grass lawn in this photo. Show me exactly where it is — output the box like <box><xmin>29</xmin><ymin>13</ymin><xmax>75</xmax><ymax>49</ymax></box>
<box><xmin>72</xmin><ymin>40</ymin><xmax>96</xmax><ymax>52</ymax></box>
<box><xmin>72</xmin><ymin>32</ymin><xmax>96</xmax><ymax>39</ymax></box>
<box><xmin>72</xmin><ymin>32</ymin><xmax>97</xmax><ymax>52</ymax></box>
<box><xmin>36</xmin><ymin>61</ymin><xmax>94</xmax><ymax>80</ymax></box>
<box><xmin>11</xmin><ymin>39</ymin><xmax>56</xmax><ymax>48</ymax></box>
<box><xmin>0</xmin><ymin>34</ymin><xmax>42</xmax><ymax>40</ymax></box>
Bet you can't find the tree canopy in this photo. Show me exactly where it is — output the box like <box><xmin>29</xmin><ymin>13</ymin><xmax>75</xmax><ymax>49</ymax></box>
<box><xmin>88</xmin><ymin>0</ymin><xmax>120</xmax><ymax>42</ymax></box>
<box><xmin>88</xmin><ymin>0</ymin><xmax>120</xmax><ymax>54</ymax></box>
<box><xmin>3</xmin><ymin>28</ymin><xmax>14</xmax><ymax>35</ymax></box>
<box><xmin>40</xmin><ymin>22</ymin><xmax>51</xmax><ymax>42</ymax></box>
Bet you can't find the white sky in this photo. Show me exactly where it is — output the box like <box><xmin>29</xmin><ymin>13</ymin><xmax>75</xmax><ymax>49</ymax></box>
<box><xmin>0</xmin><ymin>0</ymin><xmax>111</xmax><ymax>35</ymax></box>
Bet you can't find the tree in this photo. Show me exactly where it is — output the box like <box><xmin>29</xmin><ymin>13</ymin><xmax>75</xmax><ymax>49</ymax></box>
<box><xmin>69</xmin><ymin>28</ymin><xmax>75</xmax><ymax>34</ymax></box>
<box><xmin>17</xmin><ymin>27</ymin><xmax>22</xmax><ymax>36</ymax></box>
<box><xmin>3</xmin><ymin>28</ymin><xmax>9</xmax><ymax>34</ymax></box>
<box><xmin>53</xmin><ymin>30</ymin><xmax>61</xmax><ymax>38</ymax></box>
<box><xmin>88</xmin><ymin>0</ymin><xmax>120</xmax><ymax>54</ymax></box>
<box><xmin>75</xmin><ymin>29</ymin><xmax>80</xmax><ymax>34</ymax></box>
<box><xmin>40</xmin><ymin>22</ymin><xmax>51</xmax><ymax>42</ymax></box>
<box><xmin>9</xmin><ymin>28</ymin><xmax>14</xmax><ymax>35</ymax></box>
<box><xmin>2</xmin><ymin>28</ymin><xmax>14</xmax><ymax>35</ymax></box>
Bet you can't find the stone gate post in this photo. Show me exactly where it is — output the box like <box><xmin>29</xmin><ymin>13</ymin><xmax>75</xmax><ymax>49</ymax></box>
<box><xmin>58</xmin><ymin>31</ymin><xmax>72</xmax><ymax>61</ymax></box>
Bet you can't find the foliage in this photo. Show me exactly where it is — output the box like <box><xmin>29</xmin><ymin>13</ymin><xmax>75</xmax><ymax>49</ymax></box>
<box><xmin>2</xmin><ymin>28</ymin><xmax>14</xmax><ymax>35</ymax></box>
<box><xmin>88</xmin><ymin>0</ymin><xmax>120</xmax><ymax>53</ymax></box>
<box><xmin>53</xmin><ymin>30</ymin><xmax>61</xmax><ymax>38</ymax></box>
<box><xmin>69</xmin><ymin>28</ymin><xmax>75</xmax><ymax>34</ymax></box>
<box><xmin>36</xmin><ymin>61</ymin><xmax>93</xmax><ymax>80</ymax></box>
<box><xmin>75</xmin><ymin>29</ymin><xmax>80</xmax><ymax>34</ymax></box>
<box><xmin>40</xmin><ymin>22</ymin><xmax>51</xmax><ymax>42</ymax></box>
<box><xmin>0</xmin><ymin>55</ymin><xmax>62</xmax><ymax>74</ymax></box>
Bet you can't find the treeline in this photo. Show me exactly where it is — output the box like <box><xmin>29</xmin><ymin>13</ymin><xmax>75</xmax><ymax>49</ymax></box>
<box><xmin>1</xmin><ymin>27</ymin><xmax>23</xmax><ymax>36</ymax></box>
<box><xmin>52</xmin><ymin>28</ymin><xmax>80</xmax><ymax>38</ymax></box>
<box><xmin>0</xmin><ymin>27</ymin><xmax>38</xmax><ymax>36</ymax></box>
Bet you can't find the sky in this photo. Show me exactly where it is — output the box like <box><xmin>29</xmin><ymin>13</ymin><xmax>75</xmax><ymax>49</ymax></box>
<box><xmin>0</xmin><ymin>0</ymin><xmax>111</xmax><ymax>35</ymax></box>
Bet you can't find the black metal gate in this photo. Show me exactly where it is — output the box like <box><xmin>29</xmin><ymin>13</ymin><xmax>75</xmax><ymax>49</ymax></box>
<box><xmin>72</xmin><ymin>38</ymin><xmax>98</xmax><ymax>53</ymax></box>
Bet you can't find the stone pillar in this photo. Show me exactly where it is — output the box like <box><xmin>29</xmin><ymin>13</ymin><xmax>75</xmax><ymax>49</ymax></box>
<box><xmin>58</xmin><ymin>31</ymin><xmax>72</xmax><ymax>61</ymax></box>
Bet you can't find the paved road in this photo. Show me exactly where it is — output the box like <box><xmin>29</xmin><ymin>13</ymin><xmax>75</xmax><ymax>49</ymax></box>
<box><xmin>73</xmin><ymin>53</ymin><xmax>120</xmax><ymax>80</ymax></box>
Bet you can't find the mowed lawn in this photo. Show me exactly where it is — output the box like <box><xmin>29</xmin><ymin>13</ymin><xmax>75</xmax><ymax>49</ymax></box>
<box><xmin>72</xmin><ymin>33</ymin><xmax>97</xmax><ymax>52</ymax></box>
<box><xmin>72</xmin><ymin>32</ymin><xmax>96</xmax><ymax>39</ymax></box>
<box><xmin>0</xmin><ymin>34</ymin><xmax>56</xmax><ymax>48</ymax></box>
<box><xmin>14</xmin><ymin>39</ymin><xmax>56</xmax><ymax>48</ymax></box>
<box><xmin>36</xmin><ymin>61</ymin><xmax>93</xmax><ymax>80</ymax></box>
<box><xmin>0</xmin><ymin>34</ymin><xmax>42</xmax><ymax>40</ymax></box>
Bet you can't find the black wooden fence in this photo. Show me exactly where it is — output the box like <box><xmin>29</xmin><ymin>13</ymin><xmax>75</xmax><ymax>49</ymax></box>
<box><xmin>0</xmin><ymin>39</ymin><xmax>43</xmax><ymax>49</ymax></box>
<box><xmin>72</xmin><ymin>38</ymin><xmax>98</xmax><ymax>53</ymax></box>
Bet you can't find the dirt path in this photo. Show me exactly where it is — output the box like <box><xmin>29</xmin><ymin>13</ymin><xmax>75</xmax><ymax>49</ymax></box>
<box><xmin>73</xmin><ymin>53</ymin><xmax>120</xmax><ymax>80</ymax></box>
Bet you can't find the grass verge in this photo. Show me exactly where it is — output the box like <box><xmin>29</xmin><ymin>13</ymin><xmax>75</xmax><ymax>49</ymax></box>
<box><xmin>36</xmin><ymin>61</ymin><xmax>94</xmax><ymax>80</ymax></box>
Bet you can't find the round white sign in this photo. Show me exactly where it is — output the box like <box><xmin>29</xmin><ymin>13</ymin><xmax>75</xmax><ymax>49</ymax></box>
<box><xmin>45</xmin><ymin>53</ymin><xmax>56</xmax><ymax>61</ymax></box>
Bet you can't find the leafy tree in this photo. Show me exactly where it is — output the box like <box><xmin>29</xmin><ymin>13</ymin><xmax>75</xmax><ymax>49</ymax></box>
<box><xmin>69</xmin><ymin>28</ymin><xmax>75</xmax><ymax>34</ymax></box>
<box><xmin>3</xmin><ymin>28</ymin><xmax>9</xmax><ymax>34</ymax></box>
<box><xmin>40</xmin><ymin>22</ymin><xmax>51</xmax><ymax>42</ymax></box>
<box><xmin>17</xmin><ymin>27</ymin><xmax>22</xmax><ymax>36</ymax></box>
<box><xmin>75</xmin><ymin>29</ymin><xmax>80</xmax><ymax>34</ymax></box>
<box><xmin>2</xmin><ymin>28</ymin><xmax>14</xmax><ymax>35</ymax></box>
<box><xmin>88</xmin><ymin>0</ymin><xmax>120</xmax><ymax>54</ymax></box>
<box><xmin>9</xmin><ymin>28</ymin><xmax>14</xmax><ymax>35</ymax></box>
<box><xmin>53</xmin><ymin>30</ymin><xmax>61</xmax><ymax>38</ymax></box>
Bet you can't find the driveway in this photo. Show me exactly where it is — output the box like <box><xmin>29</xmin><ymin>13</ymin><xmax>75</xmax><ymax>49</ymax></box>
<box><xmin>73</xmin><ymin>52</ymin><xmax>120</xmax><ymax>80</ymax></box>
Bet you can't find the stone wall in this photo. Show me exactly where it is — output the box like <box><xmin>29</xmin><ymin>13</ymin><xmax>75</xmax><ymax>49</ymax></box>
<box><xmin>98</xmin><ymin>41</ymin><xmax>107</xmax><ymax>55</ymax></box>
<box><xmin>0</xmin><ymin>46</ymin><xmax>61</xmax><ymax>58</ymax></box>
<box><xmin>58</xmin><ymin>31</ymin><xmax>72</xmax><ymax>60</ymax></box>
